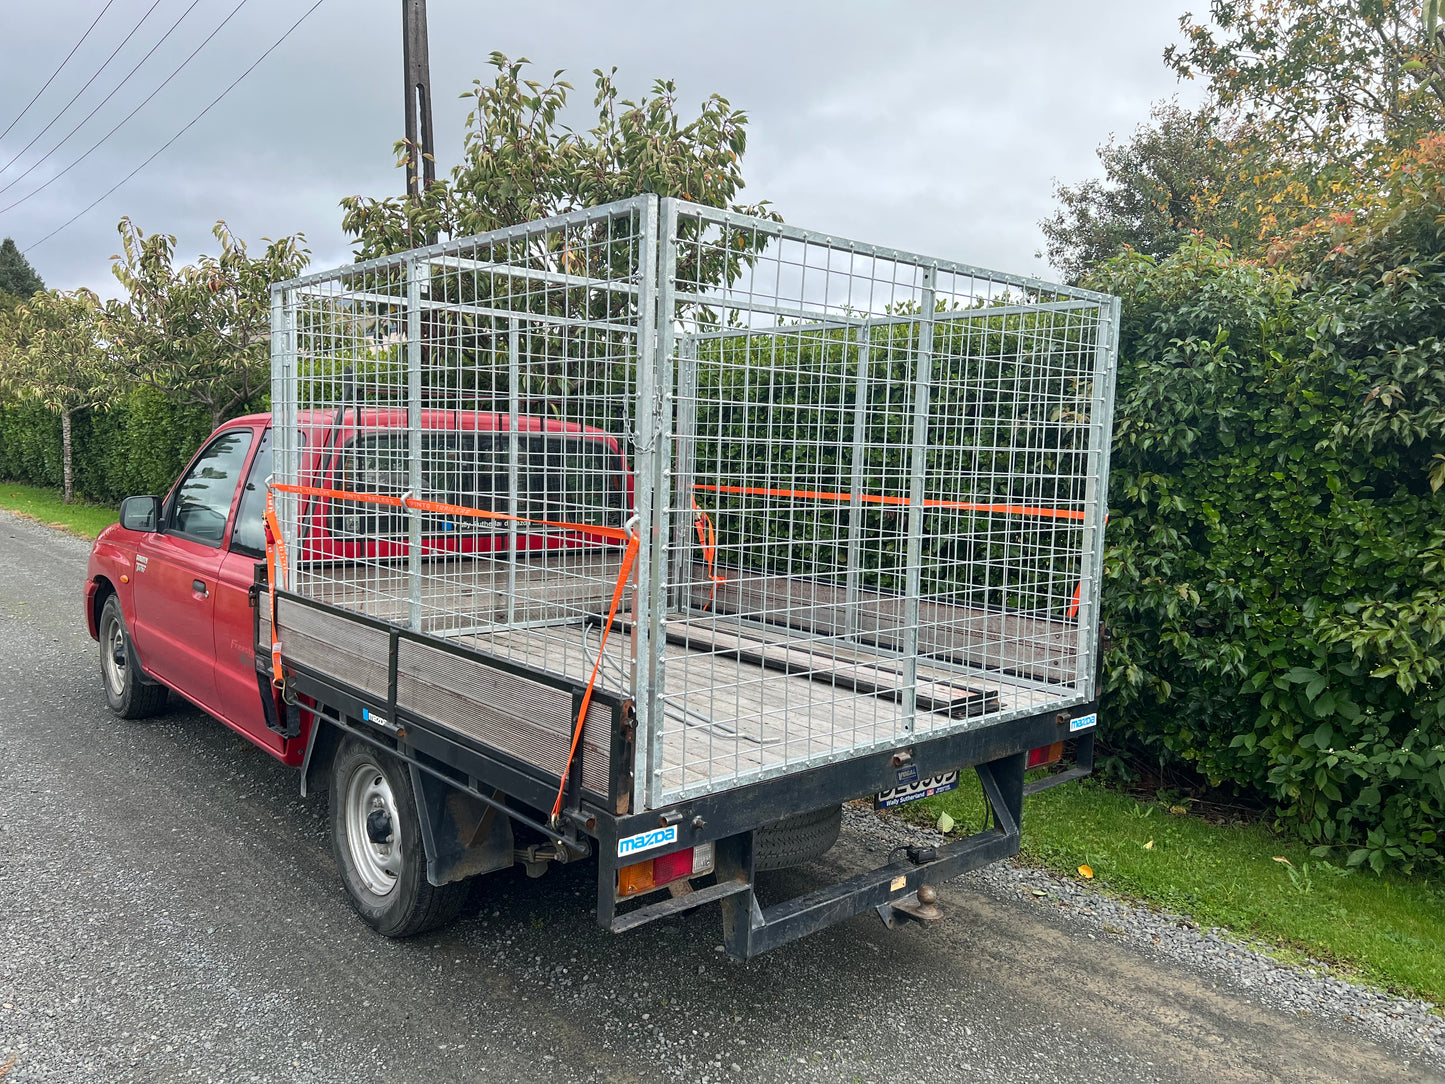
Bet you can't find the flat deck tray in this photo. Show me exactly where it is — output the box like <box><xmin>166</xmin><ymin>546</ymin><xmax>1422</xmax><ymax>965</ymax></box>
<box><xmin>657</xmin><ymin>620</ymin><xmax>998</xmax><ymax>719</ymax></box>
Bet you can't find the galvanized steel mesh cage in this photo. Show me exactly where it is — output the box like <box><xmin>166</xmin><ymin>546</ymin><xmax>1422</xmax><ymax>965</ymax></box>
<box><xmin>270</xmin><ymin>195</ymin><xmax>1119</xmax><ymax>810</ymax></box>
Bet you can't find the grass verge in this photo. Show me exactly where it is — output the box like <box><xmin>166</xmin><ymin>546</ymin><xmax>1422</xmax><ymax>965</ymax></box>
<box><xmin>0</xmin><ymin>482</ymin><xmax>117</xmax><ymax>539</ymax></box>
<box><xmin>909</xmin><ymin>773</ymin><xmax>1445</xmax><ymax>1005</ymax></box>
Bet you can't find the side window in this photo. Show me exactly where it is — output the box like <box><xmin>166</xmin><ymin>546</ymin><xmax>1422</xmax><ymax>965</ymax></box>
<box><xmin>334</xmin><ymin>433</ymin><xmax>408</xmax><ymax>538</ymax></box>
<box><xmin>231</xmin><ymin>428</ymin><xmax>272</xmax><ymax>556</ymax></box>
<box><xmin>167</xmin><ymin>429</ymin><xmax>254</xmax><ymax>545</ymax></box>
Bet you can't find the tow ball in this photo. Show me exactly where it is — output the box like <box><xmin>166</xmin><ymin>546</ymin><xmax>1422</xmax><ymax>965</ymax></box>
<box><xmin>877</xmin><ymin>883</ymin><xmax>944</xmax><ymax>929</ymax></box>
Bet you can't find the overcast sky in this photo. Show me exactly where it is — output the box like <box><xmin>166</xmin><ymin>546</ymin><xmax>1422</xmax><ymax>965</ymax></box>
<box><xmin>0</xmin><ymin>1</ymin><xmax>1205</xmax><ymax>296</ymax></box>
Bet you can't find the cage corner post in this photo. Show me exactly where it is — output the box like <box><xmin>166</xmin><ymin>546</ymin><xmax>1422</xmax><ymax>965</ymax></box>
<box><xmin>901</xmin><ymin>265</ymin><xmax>938</xmax><ymax>732</ymax></box>
<box><xmin>406</xmin><ymin>254</ymin><xmax>424</xmax><ymax>632</ymax></box>
<box><xmin>271</xmin><ymin>281</ymin><xmax>299</xmax><ymax>584</ymax></box>
<box><xmin>632</xmin><ymin>193</ymin><xmax>671</xmax><ymax>812</ymax></box>
<box><xmin>1074</xmin><ymin>293</ymin><xmax>1120</xmax><ymax>697</ymax></box>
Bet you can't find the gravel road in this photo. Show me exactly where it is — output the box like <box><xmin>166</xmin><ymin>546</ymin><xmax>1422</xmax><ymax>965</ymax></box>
<box><xmin>1</xmin><ymin>508</ymin><xmax>1441</xmax><ymax>1084</ymax></box>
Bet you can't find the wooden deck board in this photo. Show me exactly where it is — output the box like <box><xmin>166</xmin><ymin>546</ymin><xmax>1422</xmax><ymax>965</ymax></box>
<box><xmin>459</xmin><ymin>617</ymin><xmax>1057</xmax><ymax>793</ymax></box>
<box><xmin>291</xmin><ymin>555</ymin><xmax>1073</xmax><ymax>794</ymax></box>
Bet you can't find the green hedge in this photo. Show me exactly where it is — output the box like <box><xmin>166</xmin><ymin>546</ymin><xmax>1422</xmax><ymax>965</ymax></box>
<box><xmin>1093</xmin><ymin>235</ymin><xmax>1445</xmax><ymax>875</ymax></box>
<box><xmin>0</xmin><ymin>388</ymin><xmax>228</xmax><ymax>504</ymax></box>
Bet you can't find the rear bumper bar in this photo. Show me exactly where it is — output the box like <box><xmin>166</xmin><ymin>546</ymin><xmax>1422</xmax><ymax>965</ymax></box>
<box><xmin>714</xmin><ymin>754</ymin><xmax>1026</xmax><ymax>959</ymax></box>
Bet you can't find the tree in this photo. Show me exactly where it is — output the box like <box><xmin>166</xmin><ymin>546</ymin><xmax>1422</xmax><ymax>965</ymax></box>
<box><xmin>2</xmin><ymin>289</ymin><xmax>117</xmax><ymax>503</ymax></box>
<box><xmin>105</xmin><ymin>219</ymin><xmax>309</xmax><ymax>431</ymax></box>
<box><xmin>0</xmin><ymin>237</ymin><xmax>43</xmax><ymax>301</ymax></box>
<box><xmin>1044</xmin><ymin>2</ymin><xmax>1445</xmax><ymax>280</ymax></box>
<box><xmin>1166</xmin><ymin>0</ymin><xmax>1445</xmax><ymax>165</ymax></box>
<box><xmin>340</xmin><ymin>53</ymin><xmax>777</xmax><ymax>259</ymax></box>
<box><xmin>1041</xmin><ymin>103</ymin><xmax>1244</xmax><ymax>283</ymax></box>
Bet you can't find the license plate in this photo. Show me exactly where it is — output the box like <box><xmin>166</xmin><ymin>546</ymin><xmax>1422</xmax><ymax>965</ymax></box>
<box><xmin>875</xmin><ymin>770</ymin><xmax>959</xmax><ymax>809</ymax></box>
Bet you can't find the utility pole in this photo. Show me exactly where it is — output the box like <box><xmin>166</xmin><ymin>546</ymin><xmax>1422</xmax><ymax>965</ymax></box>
<box><xmin>402</xmin><ymin>0</ymin><xmax>436</xmax><ymax>200</ymax></box>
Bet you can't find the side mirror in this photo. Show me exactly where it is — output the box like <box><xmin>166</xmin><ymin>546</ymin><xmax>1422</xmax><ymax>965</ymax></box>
<box><xmin>119</xmin><ymin>495</ymin><xmax>161</xmax><ymax>533</ymax></box>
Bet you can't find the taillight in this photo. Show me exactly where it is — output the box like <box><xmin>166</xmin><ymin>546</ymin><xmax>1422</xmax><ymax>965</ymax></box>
<box><xmin>617</xmin><ymin>842</ymin><xmax>715</xmax><ymax>898</ymax></box>
<box><xmin>1027</xmin><ymin>741</ymin><xmax>1063</xmax><ymax>769</ymax></box>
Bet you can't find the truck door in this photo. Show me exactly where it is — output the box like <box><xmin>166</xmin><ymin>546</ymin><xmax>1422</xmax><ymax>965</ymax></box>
<box><xmin>212</xmin><ymin>428</ymin><xmax>285</xmax><ymax>753</ymax></box>
<box><xmin>131</xmin><ymin>427</ymin><xmax>254</xmax><ymax>711</ymax></box>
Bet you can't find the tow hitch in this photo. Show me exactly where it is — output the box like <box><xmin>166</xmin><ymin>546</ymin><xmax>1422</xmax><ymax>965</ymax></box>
<box><xmin>878</xmin><ymin>882</ymin><xmax>943</xmax><ymax>928</ymax></box>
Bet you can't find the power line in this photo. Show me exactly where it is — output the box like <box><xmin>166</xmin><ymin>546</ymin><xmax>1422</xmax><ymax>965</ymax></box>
<box><xmin>0</xmin><ymin>0</ymin><xmax>165</xmax><ymax>179</ymax></box>
<box><xmin>0</xmin><ymin>0</ymin><xmax>252</xmax><ymax>218</ymax></box>
<box><xmin>24</xmin><ymin>0</ymin><xmax>328</xmax><ymax>254</ymax></box>
<box><xmin>0</xmin><ymin>0</ymin><xmax>206</xmax><ymax>199</ymax></box>
<box><xmin>0</xmin><ymin>0</ymin><xmax>119</xmax><ymax>146</ymax></box>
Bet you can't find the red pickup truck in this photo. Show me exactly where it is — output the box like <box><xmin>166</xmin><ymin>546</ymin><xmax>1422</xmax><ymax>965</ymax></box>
<box><xmin>87</xmin><ymin>408</ymin><xmax>1095</xmax><ymax>954</ymax></box>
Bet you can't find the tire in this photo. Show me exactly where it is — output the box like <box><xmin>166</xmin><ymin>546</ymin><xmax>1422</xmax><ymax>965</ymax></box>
<box><xmin>329</xmin><ymin>736</ymin><xmax>467</xmax><ymax>937</ymax></box>
<box><xmin>98</xmin><ymin>593</ymin><xmax>168</xmax><ymax>720</ymax></box>
<box><xmin>753</xmin><ymin>804</ymin><xmax>843</xmax><ymax>872</ymax></box>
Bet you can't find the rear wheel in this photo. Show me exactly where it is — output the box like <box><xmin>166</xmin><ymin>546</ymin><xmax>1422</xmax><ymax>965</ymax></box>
<box><xmin>329</xmin><ymin>736</ymin><xmax>467</xmax><ymax>937</ymax></box>
<box><xmin>98</xmin><ymin>593</ymin><xmax>168</xmax><ymax>719</ymax></box>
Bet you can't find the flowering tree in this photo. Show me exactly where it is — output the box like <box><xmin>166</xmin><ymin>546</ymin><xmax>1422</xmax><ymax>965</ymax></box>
<box><xmin>2</xmin><ymin>289</ymin><xmax>116</xmax><ymax>503</ymax></box>
<box><xmin>104</xmin><ymin>219</ymin><xmax>309</xmax><ymax>431</ymax></box>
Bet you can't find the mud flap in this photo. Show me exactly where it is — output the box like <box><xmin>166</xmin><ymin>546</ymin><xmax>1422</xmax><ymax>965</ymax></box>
<box><xmin>255</xmin><ymin>671</ymin><xmax>302</xmax><ymax>738</ymax></box>
<box><xmin>408</xmin><ymin>764</ymin><xmax>515</xmax><ymax>886</ymax></box>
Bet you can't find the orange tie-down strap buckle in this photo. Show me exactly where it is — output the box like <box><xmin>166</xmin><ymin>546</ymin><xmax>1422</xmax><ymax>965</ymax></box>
<box><xmin>691</xmin><ymin>497</ymin><xmax>723</xmax><ymax>611</ymax></box>
<box><xmin>263</xmin><ymin>480</ymin><xmax>638</xmax><ymax>823</ymax></box>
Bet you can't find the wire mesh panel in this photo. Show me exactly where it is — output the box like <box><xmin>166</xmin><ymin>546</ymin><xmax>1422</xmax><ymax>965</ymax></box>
<box><xmin>271</xmin><ymin>195</ymin><xmax>1118</xmax><ymax>813</ymax></box>
<box><xmin>648</xmin><ymin>201</ymin><xmax>1117</xmax><ymax>804</ymax></box>
<box><xmin>271</xmin><ymin>197</ymin><xmax>655</xmax><ymax>694</ymax></box>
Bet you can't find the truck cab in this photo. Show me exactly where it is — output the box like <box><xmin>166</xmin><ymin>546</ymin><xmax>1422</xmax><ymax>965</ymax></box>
<box><xmin>86</xmin><ymin>416</ymin><xmax>290</xmax><ymax>755</ymax></box>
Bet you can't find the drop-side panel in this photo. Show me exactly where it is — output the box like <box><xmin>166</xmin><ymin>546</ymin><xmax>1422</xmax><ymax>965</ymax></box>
<box><xmin>394</xmin><ymin>636</ymin><xmax>612</xmax><ymax>798</ymax></box>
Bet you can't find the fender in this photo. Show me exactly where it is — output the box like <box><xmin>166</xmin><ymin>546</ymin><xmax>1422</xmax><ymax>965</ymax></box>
<box><xmin>85</xmin><ymin>536</ymin><xmax>138</xmax><ymax>640</ymax></box>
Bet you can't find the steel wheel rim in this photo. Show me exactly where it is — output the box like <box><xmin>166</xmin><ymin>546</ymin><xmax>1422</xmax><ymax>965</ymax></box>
<box><xmin>344</xmin><ymin>759</ymin><xmax>402</xmax><ymax>897</ymax></box>
<box><xmin>101</xmin><ymin>615</ymin><xmax>127</xmax><ymax>697</ymax></box>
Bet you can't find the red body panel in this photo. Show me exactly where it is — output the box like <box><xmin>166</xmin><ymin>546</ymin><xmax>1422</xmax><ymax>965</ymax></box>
<box><xmin>85</xmin><ymin>410</ymin><xmax>631</xmax><ymax>768</ymax></box>
<box><xmin>129</xmin><ymin>531</ymin><xmax>224</xmax><ymax>705</ymax></box>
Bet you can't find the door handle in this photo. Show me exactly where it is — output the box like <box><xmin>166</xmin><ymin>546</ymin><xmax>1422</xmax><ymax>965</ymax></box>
<box><xmin>193</xmin><ymin>579</ymin><xmax>209</xmax><ymax>598</ymax></box>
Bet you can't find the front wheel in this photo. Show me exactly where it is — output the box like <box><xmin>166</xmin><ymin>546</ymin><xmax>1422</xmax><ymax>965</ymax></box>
<box><xmin>329</xmin><ymin>736</ymin><xmax>467</xmax><ymax>937</ymax></box>
<box><xmin>98</xmin><ymin>593</ymin><xmax>168</xmax><ymax>719</ymax></box>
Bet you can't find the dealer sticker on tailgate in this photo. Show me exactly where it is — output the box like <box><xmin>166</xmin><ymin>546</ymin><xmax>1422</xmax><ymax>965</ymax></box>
<box><xmin>875</xmin><ymin>770</ymin><xmax>959</xmax><ymax>809</ymax></box>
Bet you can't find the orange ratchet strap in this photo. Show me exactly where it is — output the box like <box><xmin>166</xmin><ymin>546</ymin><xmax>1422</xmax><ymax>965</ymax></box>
<box><xmin>263</xmin><ymin>487</ymin><xmax>289</xmax><ymax>687</ymax></box>
<box><xmin>691</xmin><ymin>498</ymin><xmax>723</xmax><ymax>611</ymax></box>
<box><xmin>268</xmin><ymin>481</ymin><xmax>631</xmax><ymax>544</ymax></box>
<box><xmin>550</xmin><ymin>525</ymin><xmax>639</xmax><ymax>824</ymax></box>
<box><xmin>691</xmin><ymin>482</ymin><xmax>1087</xmax><ymax>522</ymax></box>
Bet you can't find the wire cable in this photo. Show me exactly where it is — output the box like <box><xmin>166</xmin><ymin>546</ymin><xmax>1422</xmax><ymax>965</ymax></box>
<box><xmin>0</xmin><ymin>0</ymin><xmax>164</xmax><ymax>179</ymax></box>
<box><xmin>0</xmin><ymin>0</ymin><xmax>119</xmax><ymax>146</ymax></box>
<box><xmin>2</xmin><ymin>0</ymin><xmax>254</xmax><ymax>220</ymax></box>
<box><xmin>23</xmin><ymin>0</ymin><xmax>327</xmax><ymax>254</ymax></box>
<box><xmin>0</xmin><ymin>0</ymin><xmax>206</xmax><ymax>199</ymax></box>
